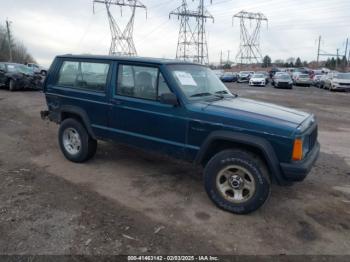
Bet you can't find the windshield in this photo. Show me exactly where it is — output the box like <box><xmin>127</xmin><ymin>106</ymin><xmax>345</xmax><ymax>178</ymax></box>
<box><xmin>335</xmin><ymin>73</ymin><xmax>350</xmax><ymax>79</ymax></box>
<box><xmin>240</xmin><ymin>71</ymin><xmax>250</xmax><ymax>74</ymax></box>
<box><xmin>168</xmin><ymin>64</ymin><xmax>233</xmax><ymax>100</ymax></box>
<box><xmin>6</xmin><ymin>64</ymin><xmax>33</xmax><ymax>75</ymax></box>
<box><xmin>252</xmin><ymin>74</ymin><xmax>264</xmax><ymax>78</ymax></box>
<box><xmin>279</xmin><ymin>75</ymin><xmax>291</xmax><ymax>80</ymax></box>
<box><xmin>299</xmin><ymin>74</ymin><xmax>309</xmax><ymax>78</ymax></box>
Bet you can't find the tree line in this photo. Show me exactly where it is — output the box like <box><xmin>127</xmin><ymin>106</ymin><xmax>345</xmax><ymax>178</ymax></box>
<box><xmin>0</xmin><ymin>23</ymin><xmax>36</xmax><ymax>64</ymax></box>
<box><xmin>262</xmin><ymin>55</ymin><xmax>348</xmax><ymax>70</ymax></box>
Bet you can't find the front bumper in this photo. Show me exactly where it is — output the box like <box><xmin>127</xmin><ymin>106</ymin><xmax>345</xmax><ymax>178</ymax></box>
<box><xmin>249</xmin><ymin>81</ymin><xmax>265</xmax><ymax>86</ymax></box>
<box><xmin>280</xmin><ymin>142</ymin><xmax>320</xmax><ymax>182</ymax></box>
<box><xmin>332</xmin><ymin>84</ymin><xmax>350</xmax><ymax>91</ymax></box>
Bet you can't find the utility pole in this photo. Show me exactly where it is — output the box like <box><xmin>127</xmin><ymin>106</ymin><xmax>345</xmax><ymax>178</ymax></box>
<box><xmin>345</xmin><ymin>38</ymin><xmax>349</xmax><ymax>66</ymax></box>
<box><xmin>93</xmin><ymin>0</ymin><xmax>147</xmax><ymax>56</ymax></box>
<box><xmin>336</xmin><ymin>48</ymin><xmax>339</xmax><ymax>69</ymax></box>
<box><xmin>170</xmin><ymin>0</ymin><xmax>214</xmax><ymax>65</ymax></box>
<box><xmin>6</xmin><ymin>19</ymin><xmax>13</xmax><ymax>62</ymax></box>
<box><xmin>233</xmin><ymin>11</ymin><xmax>268</xmax><ymax>65</ymax></box>
<box><xmin>220</xmin><ymin>50</ymin><xmax>223</xmax><ymax>66</ymax></box>
<box><xmin>316</xmin><ymin>35</ymin><xmax>321</xmax><ymax>66</ymax></box>
<box><xmin>227</xmin><ymin>50</ymin><xmax>230</xmax><ymax>64</ymax></box>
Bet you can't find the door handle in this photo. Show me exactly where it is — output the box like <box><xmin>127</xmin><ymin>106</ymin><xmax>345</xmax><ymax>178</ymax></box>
<box><xmin>112</xmin><ymin>99</ymin><xmax>122</xmax><ymax>105</ymax></box>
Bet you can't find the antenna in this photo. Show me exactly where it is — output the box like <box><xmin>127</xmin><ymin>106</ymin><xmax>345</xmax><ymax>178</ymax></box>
<box><xmin>170</xmin><ymin>0</ymin><xmax>214</xmax><ymax>65</ymax></box>
<box><xmin>93</xmin><ymin>0</ymin><xmax>146</xmax><ymax>56</ymax></box>
<box><xmin>233</xmin><ymin>10</ymin><xmax>268</xmax><ymax>65</ymax></box>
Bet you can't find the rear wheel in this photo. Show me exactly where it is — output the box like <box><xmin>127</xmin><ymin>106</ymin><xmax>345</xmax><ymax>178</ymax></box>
<box><xmin>8</xmin><ymin>79</ymin><xmax>15</xmax><ymax>91</ymax></box>
<box><xmin>204</xmin><ymin>149</ymin><xmax>271</xmax><ymax>214</ymax></box>
<box><xmin>58</xmin><ymin>118</ymin><xmax>97</xmax><ymax>162</ymax></box>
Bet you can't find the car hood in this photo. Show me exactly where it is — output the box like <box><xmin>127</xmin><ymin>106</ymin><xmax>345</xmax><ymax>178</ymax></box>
<box><xmin>250</xmin><ymin>77</ymin><xmax>265</xmax><ymax>81</ymax></box>
<box><xmin>190</xmin><ymin>97</ymin><xmax>310</xmax><ymax>135</ymax></box>
<box><xmin>334</xmin><ymin>78</ymin><xmax>350</xmax><ymax>83</ymax></box>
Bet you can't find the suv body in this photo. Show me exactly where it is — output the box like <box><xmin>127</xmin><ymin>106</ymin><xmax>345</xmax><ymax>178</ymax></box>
<box><xmin>42</xmin><ymin>55</ymin><xmax>320</xmax><ymax>214</ymax></box>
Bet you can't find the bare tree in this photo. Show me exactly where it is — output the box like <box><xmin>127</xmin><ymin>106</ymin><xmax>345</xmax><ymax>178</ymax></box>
<box><xmin>0</xmin><ymin>23</ymin><xmax>36</xmax><ymax>64</ymax></box>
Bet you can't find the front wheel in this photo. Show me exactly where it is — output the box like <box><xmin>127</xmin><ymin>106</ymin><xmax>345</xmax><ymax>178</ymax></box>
<box><xmin>58</xmin><ymin>118</ymin><xmax>97</xmax><ymax>163</ymax></box>
<box><xmin>204</xmin><ymin>150</ymin><xmax>271</xmax><ymax>214</ymax></box>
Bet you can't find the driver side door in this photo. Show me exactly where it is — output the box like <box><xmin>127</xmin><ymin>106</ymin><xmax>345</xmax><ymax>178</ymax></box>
<box><xmin>109</xmin><ymin>63</ymin><xmax>188</xmax><ymax>158</ymax></box>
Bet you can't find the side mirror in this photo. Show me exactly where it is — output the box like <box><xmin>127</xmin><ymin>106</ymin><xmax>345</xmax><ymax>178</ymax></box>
<box><xmin>159</xmin><ymin>93</ymin><xmax>179</xmax><ymax>106</ymax></box>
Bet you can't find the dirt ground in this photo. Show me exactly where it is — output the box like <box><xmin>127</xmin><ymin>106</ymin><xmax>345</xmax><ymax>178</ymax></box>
<box><xmin>0</xmin><ymin>83</ymin><xmax>349</xmax><ymax>255</ymax></box>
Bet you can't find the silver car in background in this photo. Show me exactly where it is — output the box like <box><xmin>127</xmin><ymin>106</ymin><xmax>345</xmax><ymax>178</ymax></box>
<box><xmin>292</xmin><ymin>72</ymin><xmax>312</xmax><ymax>86</ymax></box>
<box><xmin>323</xmin><ymin>72</ymin><xmax>350</xmax><ymax>91</ymax></box>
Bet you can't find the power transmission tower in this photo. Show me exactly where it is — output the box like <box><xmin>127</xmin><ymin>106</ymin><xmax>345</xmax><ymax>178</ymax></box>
<box><xmin>170</xmin><ymin>0</ymin><xmax>214</xmax><ymax>65</ymax></box>
<box><xmin>5</xmin><ymin>19</ymin><xmax>13</xmax><ymax>62</ymax></box>
<box><xmin>93</xmin><ymin>0</ymin><xmax>146</xmax><ymax>56</ymax></box>
<box><xmin>233</xmin><ymin>11</ymin><xmax>268</xmax><ymax>65</ymax></box>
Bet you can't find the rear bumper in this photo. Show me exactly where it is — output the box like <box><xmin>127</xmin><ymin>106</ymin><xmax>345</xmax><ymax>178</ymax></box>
<box><xmin>280</xmin><ymin>142</ymin><xmax>320</xmax><ymax>182</ymax></box>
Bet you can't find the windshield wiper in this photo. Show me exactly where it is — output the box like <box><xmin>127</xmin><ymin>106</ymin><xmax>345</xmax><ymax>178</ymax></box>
<box><xmin>215</xmin><ymin>90</ymin><xmax>228</xmax><ymax>94</ymax></box>
<box><xmin>215</xmin><ymin>90</ymin><xmax>238</xmax><ymax>98</ymax></box>
<box><xmin>190</xmin><ymin>92</ymin><xmax>212</xmax><ymax>97</ymax></box>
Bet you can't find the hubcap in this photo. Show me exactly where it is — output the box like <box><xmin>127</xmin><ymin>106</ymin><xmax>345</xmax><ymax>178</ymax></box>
<box><xmin>62</xmin><ymin>128</ymin><xmax>81</xmax><ymax>155</ymax></box>
<box><xmin>216</xmin><ymin>165</ymin><xmax>256</xmax><ymax>203</ymax></box>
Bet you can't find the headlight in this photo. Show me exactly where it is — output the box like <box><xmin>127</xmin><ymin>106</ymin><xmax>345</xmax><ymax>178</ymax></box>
<box><xmin>289</xmin><ymin>81</ymin><xmax>293</xmax><ymax>84</ymax></box>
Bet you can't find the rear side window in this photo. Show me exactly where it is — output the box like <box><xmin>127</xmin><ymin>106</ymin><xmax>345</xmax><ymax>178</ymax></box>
<box><xmin>117</xmin><ymin>64</ymin><xmax>171</xmax><ymax>100</ymax></box>
<box><xmin>56</xmin><ymin>60</ymin><xmax>110</xmax><ymax>91</ymax></box>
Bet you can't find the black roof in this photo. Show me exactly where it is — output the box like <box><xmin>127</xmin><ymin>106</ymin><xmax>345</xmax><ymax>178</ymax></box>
<box><xmin>56</xmin><ymin>54</ymin><xmax>201</xmax><ymax>65</ymax></box>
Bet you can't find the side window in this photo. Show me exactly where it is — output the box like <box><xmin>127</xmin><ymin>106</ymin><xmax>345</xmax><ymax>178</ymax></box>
<box><xmin>117</xmin><ymin>65</ymin><xmax>158</xmax><ymax>100</ymax></box>
<box><xmin>158</xmin><ymin>73</ymin><xmax>171</xmax><ymax>97</ymax></box>
<box><xmin>0</xmin><ymin>64</ymin><xmax>5</xmax><ymax>71</ymax></box>
<box><xmin>57</xmin><ymin>60</ymin><xmax>109</xmax><ymax>91</ymax></box>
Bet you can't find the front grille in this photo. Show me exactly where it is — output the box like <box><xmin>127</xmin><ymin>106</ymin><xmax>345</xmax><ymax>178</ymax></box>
<box><xmin>339</xmin><ymin>83</ymin><xmax>350</xmax><ymax>86</ymax></box>
<box><xmin>309</xmin><ymin>125</ymin><xmax>317</xmax><ymax>150</ymax></box>
<box><xmin>277</xmin><ymin>82</ymin><xmax>289</xmax><ymax>87</ymax></box>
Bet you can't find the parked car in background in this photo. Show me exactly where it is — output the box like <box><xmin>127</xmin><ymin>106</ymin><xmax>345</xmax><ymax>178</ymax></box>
<box><xmin>318</xmin><ymin>74</ymin><xmax>327</xmax><ymax>88</ymax></box>
<box><xmin>213</xmin><ymin>69</ymin><xmax>224</xmax><ymax>79</ymax></box>
<box><xmin>249</xmin><ymin>73</ymin><xmax>266</xmax><ymax>87</ymax></box>
<box><xmin>0</xmin><ymin>62</ymin><xmax>42</xmax><ymax>91</ymax></box>
<box><xmin>237</xmin><ymin>71</ymin><xmax>251</xmax><ymax>83</ymax></box>
<box><xmin>256</xmin><ymin>71</ymin><xmax>269</xmax><ymax>83</ymax></box>
<box><xmin>220</xmin><ymin>72</ymin><xmax>238</xmax><ymax>82</ymax></box>
<box><xmin>26</xmin><ymin>63</ymin><xmax>47</xmax><ymax>76</ymax></box>
<box><xmin>274</xmin><ymin>74</ymin><xmax>293</xmax><ymax>89</ymax></box>
<box><xmin>292</xmin><ymin>73</ymin><xmax>312</xmax><ymax>86</ymax></box>
<box><xmin>323</xmin><ymin>72</ymin><xmax>350</xmax><ymax>91</ymax></box>
<box><xmin>272</xmin><ymin>72</ymin><xmax>285</xmax><ymax>86</ymax></box>
<box><xmin>269</xmin><ymin>67</ymin><xmax>280</xmax><ymax>78</ymax></box>
<box><xmin>312</xmin><ymin>75</ymin><xmax>323</xmax><ymax>87</ymax></box>
<box><xmin>41</xmin><ymin>54</ymin><xmax>320</xmax><ymax>214</ymax></box>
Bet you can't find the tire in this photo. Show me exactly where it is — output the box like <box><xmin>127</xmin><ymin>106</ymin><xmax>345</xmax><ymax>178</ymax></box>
<box><xmin>204</xmin><ymin>149</ymin><xmax>271</xmax><ymax>214</ymax></box>
<box><xmin>58</xmin><ymin>118</ymin><xmax>97</xmax><ymax>163</ymax></box>
<box><xmin>41</xmin><ymin>70</ymin><xmax>47</xmax><ymax>76</ymax></box>
<box><xmin>8</xmin><ymin>79</ymin><xmax>15</xmax><ymax>91</ymax></box>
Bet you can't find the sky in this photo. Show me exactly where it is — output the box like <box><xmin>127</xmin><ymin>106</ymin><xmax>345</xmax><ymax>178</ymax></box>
<box><xmin>1</xmin><ymin>0</ymin><xmax>349</xmax><ymax>67</ymax></box>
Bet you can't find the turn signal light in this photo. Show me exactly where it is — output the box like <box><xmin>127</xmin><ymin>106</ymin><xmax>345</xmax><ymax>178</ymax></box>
<box><xmin>292</xmin><ymin>139</ymin><xmax>303</xmax><ymax>161</ymax></box>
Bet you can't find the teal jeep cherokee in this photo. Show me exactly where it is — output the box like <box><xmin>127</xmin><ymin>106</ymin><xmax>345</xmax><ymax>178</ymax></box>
<box><xmin>41</xmin><ymin>55</ymin><xmax>320</xmax><ymax>214</ymax></box>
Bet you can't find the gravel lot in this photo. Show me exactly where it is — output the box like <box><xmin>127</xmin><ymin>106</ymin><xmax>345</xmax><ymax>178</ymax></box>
<box><xmin>0</xmin><ymin>83</ymin><xmax>349</xmax><ymax>255</ymax></box>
